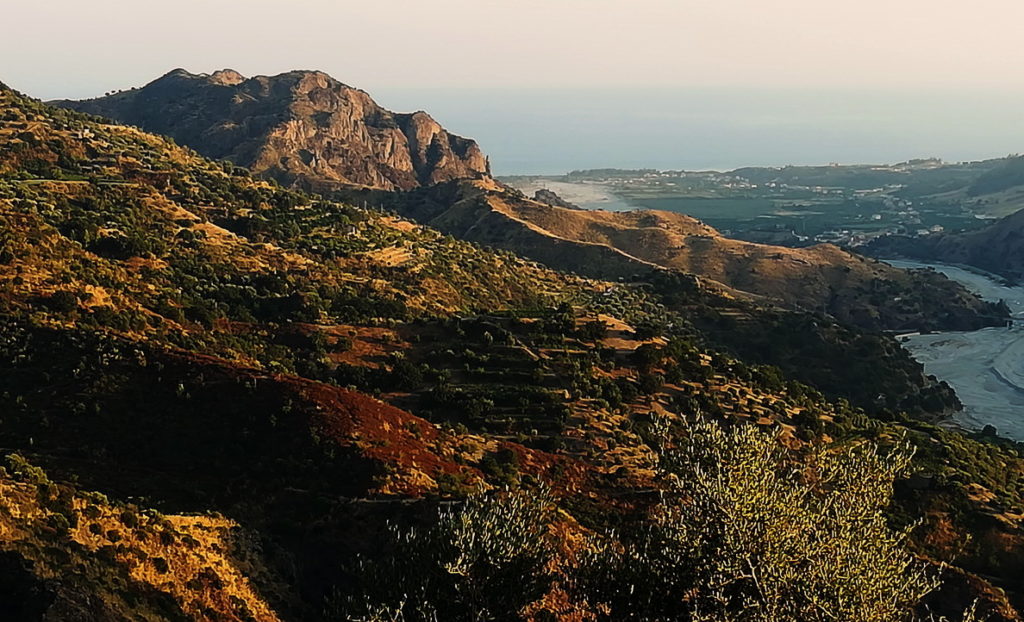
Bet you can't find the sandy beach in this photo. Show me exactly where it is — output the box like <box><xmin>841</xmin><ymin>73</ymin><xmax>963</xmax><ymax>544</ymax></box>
<box><xmin>504</xmin><ymin>179</ymin><xmax>639</xmax><ymax>212</ymax></box>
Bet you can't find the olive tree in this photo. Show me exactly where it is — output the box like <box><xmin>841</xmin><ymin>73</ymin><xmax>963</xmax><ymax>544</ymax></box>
<box><xmin>339</xmin><ymin>489</ymin><xmax>556</xmax><ymax>622</ymax></box>
<box><xmin>577</xmin><ymin>417</ymin><xmax>940</xmax><ymax>622</ymax></box>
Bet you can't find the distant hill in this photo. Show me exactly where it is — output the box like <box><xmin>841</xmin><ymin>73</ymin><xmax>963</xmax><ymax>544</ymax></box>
<box><xmin>730</xmin><ymin>157</ymin><xmax>1024</xmax><ymax>219</ymax></box>
<box><xmin>730</xmin><ymin>159</ymin><xmax>999</xmax><ymax>194</ymax></box>
<box><xmin>968</xmin><ymin>156</ymin><xmax>1024</xmax><ymax>197</ymax></box>
<box><xmin>378</xmin><ymin>179</ymin><xmax>1005</xmax><ymax>333</ymax></box>
<box><xmin>844</xmin><ymin>157</ymin><xmax>1024</xmax><ymax>282</ymax></box>
<box><xmin>52</xmin><ymin>68</ymin><xmax>489</xmax><ymax>191</ymax></box>
<box><xmin>867</xmin><ymin>207</ymin><xmax>1024</xmax><ymax>282</ymax></box>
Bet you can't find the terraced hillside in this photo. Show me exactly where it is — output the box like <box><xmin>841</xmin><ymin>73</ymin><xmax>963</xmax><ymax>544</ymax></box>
<box><xmin>368</xmin><ymin>179</ymin><xmax>1007</xmax><ymax>332</ymax></box>
<box><xmin>2</xmin><ymin>83</ymin><xmax>1024</xmax><ymax>620</ymax></box>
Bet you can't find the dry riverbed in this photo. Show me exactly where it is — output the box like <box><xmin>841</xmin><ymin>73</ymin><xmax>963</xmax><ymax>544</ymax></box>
<box><xmin>886</xmin><ymin>259</ymin><xmax>1024</xmax><ymax>439</ymax></box>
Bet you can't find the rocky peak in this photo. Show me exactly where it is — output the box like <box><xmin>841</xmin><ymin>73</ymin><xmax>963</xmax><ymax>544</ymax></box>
<box><xmin>152</xmin><ymin>68</ymin><xmax>199</xmax><ymax>83</ymax></box>
<box><xmin>208</xmin><ymin>69</ymin><xmax>245</xmax><ymax>86</ymax></box>
<box><xmin>292</xmin><ymin>69</ymin><xmax>339</xmax><ymax>89</ymax></box>
<box><xmin>53</xmin><ymin>68</ymin><xmax>489</xmax><ymax>191</ymax></box>
<box><xmin>151</xmin><ymin>68</ymin><xmax>245</xmax><ymax>87</ymax></box>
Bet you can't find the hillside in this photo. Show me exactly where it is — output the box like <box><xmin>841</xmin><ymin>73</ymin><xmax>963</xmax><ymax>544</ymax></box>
<box><xmin>4</xmin><ymin>82</ymin><xmax>1024</xmax><ymax>619</ymax></box>
<box><xmin>867</xmin><ymin>207</ymin><xmax>1024</xmax><ymax>282</ymax></box>
<box><xmin>52</xmin><ymin>70</ymin><xmax>1008</xmax><ymax>334</ymax></box>
<box><xmin>53</xmin><ymin>69</ymin><xmax>489</xmax><ymax>191</ymax></box>
<box><xmin>380</xmin><ymin>180</ymin><xmax>1006</xmax><ymax>332</ymax></box>
<box><xmin>0</xmin><ymin>454</ymin><xmax>284</xmax><ymax>621</ymax></box>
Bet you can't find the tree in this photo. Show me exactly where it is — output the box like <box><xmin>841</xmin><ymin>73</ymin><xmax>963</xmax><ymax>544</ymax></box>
<box><xmin>632</xmin><ymin>318</ymin><xmax>664</xmax><ymax>341</ymax></box>
<box><xmin>339</xmin><ymin>490</ymin><xmax>556</xmax><ymax>621</ymax></box>
<box><xmin>576</xmin><ymin>417</ymin><xmax>939</xmax><ymax>622</ymax></box>
<box><xmin>389</xmin><ymin>357</ymin><xmax>423</xmax><ymax>390</ymax></box>
<box><xmin>638</xmin><ymin>372</ymin><xmax>665</xmax><ymax>395</ymax></box>
<box><xmin>578</xmin><ymin>319</ymin><xmax>608</xmax><ymax>343</ymax></box>
<box><xmin>45</xmin><ymin>290</ymin><xmax>79</xmax><ymax>313</ymax></box>
<box><xmin>338</xmin><ymin>419</ymin><xmax>969</xmax><ymax>622</ymax></box>
<box><xmin>632</xmin><ymin>343</ymin><xmax>663</xmax><ymax>373</ymax></box>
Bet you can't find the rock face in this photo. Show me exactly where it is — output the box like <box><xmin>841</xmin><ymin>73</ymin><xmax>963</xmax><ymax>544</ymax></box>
<box><xmin>532</xmin><ymin>188</ymin><xmax>581</xmax><ymax>210</ymax></box>
<box><xmin>54</xmin><ymin>69</ymin><xmax>489</xmax><ymax>190</ymax></box>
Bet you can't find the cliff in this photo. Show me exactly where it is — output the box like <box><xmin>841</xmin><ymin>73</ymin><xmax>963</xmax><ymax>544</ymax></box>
<box><xmin>53</xmin><ymin>68</ymin><xmax>489</xmax><ymax>191</ymax></box>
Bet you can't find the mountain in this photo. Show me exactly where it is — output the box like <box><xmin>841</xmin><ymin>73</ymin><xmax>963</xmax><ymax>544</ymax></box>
<box><xmin>56</xmin><ymin>69</ymin><xmax>1007</xmax><ymax>334</ymax></box>
<box><xmin>373</xmin><ymin>179</ymin><xmax>1006</xmax><ymax>332</ymax></box>
<box><xmin>5</xmin><ymin>82</ymin><xmax>1024</xmax><ymax>620</ymax></box>
<box><xmin>53</xmin><ymin>68</ymin><xmax>489</xmax><ymax>191</ymax></box>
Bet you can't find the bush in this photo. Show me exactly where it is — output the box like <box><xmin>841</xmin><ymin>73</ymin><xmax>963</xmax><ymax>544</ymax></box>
<box><xmin>338</xmin><ymin>490</ymin><xmax>556</xmax><ymax>621</ymax></box>
<box><xmin>45</xmin><ymin>290</ymin><xmax>80</xmax><ymax>313</ymax></box>
<box><xmin>575</xmin><ymin>417</ymin><xmax>938</xmax><ymax>622</ymax></box>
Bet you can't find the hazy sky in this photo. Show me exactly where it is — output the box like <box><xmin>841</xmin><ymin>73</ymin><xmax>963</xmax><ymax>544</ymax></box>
<box><xmin>4</xmin><ymin>0</ymin><xmax>1024</xmax><ymax>99</ymax></box>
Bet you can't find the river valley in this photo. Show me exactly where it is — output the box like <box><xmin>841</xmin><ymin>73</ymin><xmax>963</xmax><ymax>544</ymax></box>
<box><xmin>886</xmin><ymin>259</ymin><xmax>1024</xmax><ymax>440</ymax></box>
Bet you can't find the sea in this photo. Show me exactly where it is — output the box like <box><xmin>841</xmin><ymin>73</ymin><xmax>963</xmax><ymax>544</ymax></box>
<box><xmin>372</xmin><ymin>87</ymin><xmax>1024</xmax><ymax>175</ymax></box>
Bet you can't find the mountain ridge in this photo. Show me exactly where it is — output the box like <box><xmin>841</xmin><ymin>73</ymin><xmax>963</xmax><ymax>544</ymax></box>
<box><xmin>371</xmin><ymin>179</ymin><xmax>1007</xmax><ymax>332</ymax></box>
<box><xmin>53</xmin><ymin>68</ymin><xmax>490</xmax><ymax>191</ymax></box>
<box><xmin>4</xmin><ymin>75</ymin><xmax>1024</xmax><ymax>620</ymax></box>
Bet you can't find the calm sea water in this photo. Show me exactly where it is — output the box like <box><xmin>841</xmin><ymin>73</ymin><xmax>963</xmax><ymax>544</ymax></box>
<box><xmin>372</xmin><ymin>87</ymin><xmax>1024</xmax><ymax>175</ymax></box>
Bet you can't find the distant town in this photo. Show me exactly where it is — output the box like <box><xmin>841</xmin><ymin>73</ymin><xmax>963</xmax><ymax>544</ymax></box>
<box><xmin>504</xmin><ymin>157</ymin><xmax>1008</xmax><ymax>249</ymax></box>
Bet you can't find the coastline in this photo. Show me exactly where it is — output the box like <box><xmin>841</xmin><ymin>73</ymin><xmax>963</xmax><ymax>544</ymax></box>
<box><xmin>502</xmin><ymin>178</ymin><xmax>639</xmax><ymax>212</ymax></box>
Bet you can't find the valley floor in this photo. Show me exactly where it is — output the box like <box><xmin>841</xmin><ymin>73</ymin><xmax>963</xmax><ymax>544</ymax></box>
<box><xmin>906</xmin><ymin>328</ymin><xmax>1024</xmax><ymax>439</ymax></box>
<box><xmin>887</xmin><ymin>259</ymin><xmax>1024</xmax><ymax>439</ymax></box>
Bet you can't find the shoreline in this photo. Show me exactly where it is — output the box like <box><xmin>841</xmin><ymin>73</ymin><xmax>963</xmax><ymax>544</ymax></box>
<box><xmin>501</xmin><ymin>178</ymin><xmax>640</xmax><ymax>212</ymax></box>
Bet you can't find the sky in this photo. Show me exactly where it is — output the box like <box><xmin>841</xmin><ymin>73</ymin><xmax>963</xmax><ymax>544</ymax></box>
<box><xmin>370</xmin><ymin>87</ymin><xmax>1024</xmax><ymax>174</ymax></box>
<box><xmin>4</xmin><ymin>1</ymin><xmax>1024</xmax><ymax>174</ymax></box>
<box><xmin>5</xmin><ymin>0</ymin><xmax>1024</xmax><ymax>99</ymax></box>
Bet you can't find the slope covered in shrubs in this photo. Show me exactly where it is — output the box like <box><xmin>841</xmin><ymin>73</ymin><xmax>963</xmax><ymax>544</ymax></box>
<box><xmin>0</xmin><ymin>82</ymin><xmax>1023</xmax><ymax>620</ymax></box>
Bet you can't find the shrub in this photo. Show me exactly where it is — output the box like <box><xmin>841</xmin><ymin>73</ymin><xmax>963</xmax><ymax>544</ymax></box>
<box><xmin>575</xmin><ymin>417</ymin><xmax>938</xmax><ymax>622</ymax></box>
<box><xmin>45</xmin><ymin>290</ymin><xmax>80</xmax><ymax>313</ymax></box>
<box><xmin>339</xmin><ymin>490</ymin><xmax>556</xmax><ymax>621</ymax></box>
